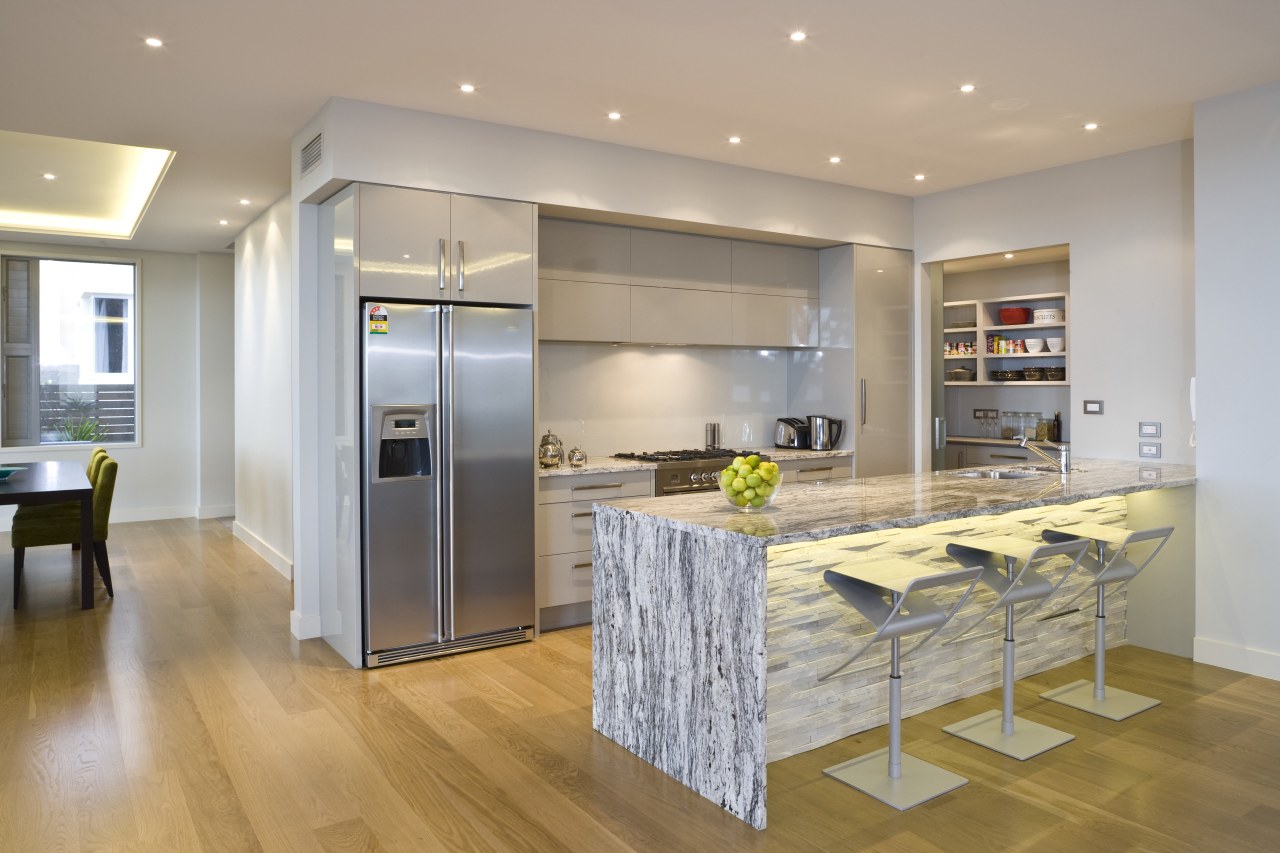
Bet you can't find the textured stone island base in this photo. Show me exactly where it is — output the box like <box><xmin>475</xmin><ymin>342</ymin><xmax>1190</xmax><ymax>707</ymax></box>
<box><xmin>591</xmin><ymin>462</ymin><xmax>1195</xmax><ymax>829</ymax></box>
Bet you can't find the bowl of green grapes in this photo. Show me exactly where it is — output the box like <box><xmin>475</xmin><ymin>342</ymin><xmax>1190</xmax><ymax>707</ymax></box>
<box><xmin>718</xmin><ymin>455</ymin><xmax>782</xmax><ymax>512</ymax></box>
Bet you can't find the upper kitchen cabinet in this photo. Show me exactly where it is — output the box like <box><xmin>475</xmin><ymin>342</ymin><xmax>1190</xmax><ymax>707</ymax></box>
<box><xmin>356</xmin><ymin>184</ymin><xmax>534</xmax><ymax>305</ymax></box>
<box><xmin>538</xmin><ymin>219</ymin><xmax>630</xmax><ymax>284</ymax></box>
<box><xmin>630</xmin><ymin>229</ymin><xmax>731</xmax><ymax>291</ymax></box>
<box><xmin>730</xmin><ymin>241</ymin><xmax>819</xmax><ymax>299</ymax></box>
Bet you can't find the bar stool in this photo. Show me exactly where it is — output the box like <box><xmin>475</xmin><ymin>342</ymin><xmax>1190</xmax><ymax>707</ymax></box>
<box><xmin>1039</xmin><ymin>523</ymin><xmax>1175</xmax><ymax>720</ymax></box>
<box><xmin>941</xmin><ymin>536</ymin><xmax>1089</xmax><ymax>760</ymax></box>
<box><xmin>819</xmin><ymin>558</ymin><xmax>983</xmax><ymax>810</ymax></box>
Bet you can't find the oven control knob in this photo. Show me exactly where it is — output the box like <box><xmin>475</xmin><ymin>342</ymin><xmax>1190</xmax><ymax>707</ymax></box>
<box><xmin>689</xmin><ymin>472</ymin><xmax>700</xmax><ymax>483</ymax></box>
<box><xmin>701</xmin><ymin>471</ymin><xmax>715</xmax><ymax>482</ymax></box>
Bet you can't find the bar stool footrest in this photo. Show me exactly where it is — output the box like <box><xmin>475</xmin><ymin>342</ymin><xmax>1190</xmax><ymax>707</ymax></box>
<box><xmin>1040</xmin><ymin>679</ymin><xmax>1160</xmax><ymax>721</ymax></box>
<box><xmin>942</xmin><ymin>709</ymin><xmax>1074</xmax><ymax>760</ymax></box>
<box><xmin>824</xmin><ymin>749</ymin><xmax>968</xmax><ymax>811</ymax></box>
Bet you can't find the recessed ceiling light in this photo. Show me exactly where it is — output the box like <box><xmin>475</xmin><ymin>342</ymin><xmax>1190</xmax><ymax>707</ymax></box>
<box><xmin>42</xmin><ymin>173</ymin><xmax>57</xmax><ymax>180</ymax></box>
<box><xmin>729</xmin><ymin>136</ymin><xmax>742</xmax><ymax>144</ymax></box>
<box><xmin>402</xmin><ymin>254</ymin><xmax>411</xmax><ymax>259</ymax></box>
<box><xmin>914</xmin><ymin>174</ymin><xmax>926</xmax><ymax>181</ymax></box>
<box><xmin>1004</xmin><ymin>253</ymin><xmax>1015</xmax><ymax>259</ymax></box>
<box><xmin>790</xmin><ymin>31</ymin><xmax>807</xmax><ymax>42</ymax></box>
<box><xmin>1084</xmin><ymin>122</ymin><xmax>1099</xmax><ymax>131</ymax></box>
<box><xmin>238</xmin><ymin>198</ymin><xmax>250</xmax><ymax>205</ymax></box>
<box><xmin>144</xmin><ymin>37</ymin><xmax>163</xmax><ymax>48</ymax></box>
<box><xmin>459</xmin><ymin>83</ymin><xmax>475</xmax><ymax>93</ymax></box>
<box><xmin>607</xmin><ymin>111</ymin><xmax>622</xmax><ymax>120</ymax></box>
<box><xmin>960</xmin><ymin>83</ymin><xmax>976</xmax><ymax>93</ymax></box>
<box><xmin>876</xmin><ymin>269</ymin><xmax>884</xmax><ymax>273</ymax></box>
<box><xmin>829</xmin><ymin>156</ymin><xmax>841</xmax><ymax>164</ymax></box>
<box><xmin>219</xmin><ymin>219</ymin><xmax>229</xmax><ymax>226</ymax></box>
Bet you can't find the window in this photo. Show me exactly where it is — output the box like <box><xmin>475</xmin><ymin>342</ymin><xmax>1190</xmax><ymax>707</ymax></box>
<box><xmin>1</xmin><ymin>256</ymin><xmax>138</xmax><ymax>446</ymax></box>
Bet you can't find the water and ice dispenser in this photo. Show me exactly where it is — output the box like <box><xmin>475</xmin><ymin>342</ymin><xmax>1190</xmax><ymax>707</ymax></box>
<box><xmin>374</xmin><ymin>407</ymin><xmax>432</xmax><ymax>481</ymax></box>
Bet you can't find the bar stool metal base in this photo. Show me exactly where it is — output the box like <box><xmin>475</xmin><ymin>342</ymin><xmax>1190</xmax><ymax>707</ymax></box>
<box><xmin>824</xmin><ymin>749</ymin><xmax>968</xmax><ymax>811</ymax></box>
<box><xmin>942</xmin><ymin>709</ymin><xmax>1075</xmax><ymax>761</ymax></box>
<box><xmin>1040</xmin><ymin>679</ymin><xmax>1160</xmax><ymax>721</ymax></box>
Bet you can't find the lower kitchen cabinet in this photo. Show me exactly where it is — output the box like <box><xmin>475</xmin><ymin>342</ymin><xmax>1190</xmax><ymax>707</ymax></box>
<box><xmin>944</xmin><ymin>442</ymin><xmax>1042</xmax><ymax>468</ymax></box>
<box><xmin>536</xmin><ymin>469</ymin><xmax>652</xmax><ymax>630</ymax></box>
<box><xmin>775</xmin><ymin>456</ymin><xmax>853</xmax><ymax>482</ymax></box>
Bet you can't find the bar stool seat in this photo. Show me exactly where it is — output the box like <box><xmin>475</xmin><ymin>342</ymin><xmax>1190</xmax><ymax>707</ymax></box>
<box><xmin>941</xmin><ymin>536</ymin><xmax>1089</xmax><ymax>760</ymax></box>
<box><xmin>1039</xmin><ymin>523</ymin><xmax>1175</xmax><ymax>720</ymax></box>
<box><xmin>820</xmin><ymin>558</ymin><xmax>983</xmax><ymax>810</ymax></box>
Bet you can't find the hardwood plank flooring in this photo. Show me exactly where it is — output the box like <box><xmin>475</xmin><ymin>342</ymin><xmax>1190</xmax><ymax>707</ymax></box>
<box><xmin>2</xmin><ymin>517</ymin><xmax>1279</xmax><ymax>851</ymax></box>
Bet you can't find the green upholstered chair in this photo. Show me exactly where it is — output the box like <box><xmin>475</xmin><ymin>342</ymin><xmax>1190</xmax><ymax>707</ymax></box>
<box><xmin>12</xmin><ymin>448</ymin><xmax>109</xmax><ymax>525</ymax></box>
<box><xmin>12</xmin><ymin>457</ymin><xmax>117</xmax><ymax>606</ymax></box>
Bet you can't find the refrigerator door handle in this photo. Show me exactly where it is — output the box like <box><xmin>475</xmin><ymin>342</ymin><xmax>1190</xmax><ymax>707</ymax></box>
<box><xmin>456</xmin><ymin>240</ymin><xmax>466</xmax><ymax>292</ymax></box>
<box><xmin>441</xmin><ymin>306</ymin><xmax>455</xmax><ymax>640</ymax></box>
<box><xmin>438</xmin><ymin>238</ymin><xmax>447</xmax><ymax>292</ymax></box>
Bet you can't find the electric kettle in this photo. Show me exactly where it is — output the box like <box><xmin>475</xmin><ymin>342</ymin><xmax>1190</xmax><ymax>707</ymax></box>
<box><xmin>806</xmin><ymin>415</ymin><xmax>845</xmax><ymax>450</ymax></box>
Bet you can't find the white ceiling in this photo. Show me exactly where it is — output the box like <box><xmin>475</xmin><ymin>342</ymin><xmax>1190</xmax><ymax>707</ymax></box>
<box><xmin>4</xmin><ymin>0</ymin><xmax>1280</xmax><ymax>255</ymax></box>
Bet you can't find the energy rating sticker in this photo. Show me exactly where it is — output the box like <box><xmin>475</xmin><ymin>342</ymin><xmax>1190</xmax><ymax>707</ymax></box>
<box><xmin>368</xmin><ymin>304</ymin><xmax>389</xmax><ymax>335</ymax></box>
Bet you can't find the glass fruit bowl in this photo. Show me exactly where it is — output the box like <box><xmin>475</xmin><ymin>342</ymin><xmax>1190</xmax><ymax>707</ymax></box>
<box><xmin>717</xmin><ymin>455</ymin><xmax>783</xmax><ymax>512</ymax></box>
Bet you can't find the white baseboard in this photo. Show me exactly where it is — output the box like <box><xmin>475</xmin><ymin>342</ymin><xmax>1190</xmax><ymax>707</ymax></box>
<box><xmin>112</xmin><ymin>505</ymin><xmax>198</xmax><ymax>523</ymax></box>
<box><xmin>232</xmin><ymin>521</ymin><xmax>293</xmax><ymax>580</ymax></box>
<box><xmin>197</xmin><ymin>503</ymin><xmax>235</xmax><ymax>519</ymax></box>
<box><xmin>1194</xmin><ymin>636</ymin><xmax>1280</xmax><ymax>682</ymax></box>
<box><xmin>292</xmin><ymin>609</ymin><xmax>323</xmax><ymax>640</ymax></box>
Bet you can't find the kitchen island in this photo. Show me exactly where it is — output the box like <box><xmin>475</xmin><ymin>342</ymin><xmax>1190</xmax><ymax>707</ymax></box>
<box><xmin>590</xmin><ymin>459</ymin><xmax>1196</xmax><ymax>828</ymax></box>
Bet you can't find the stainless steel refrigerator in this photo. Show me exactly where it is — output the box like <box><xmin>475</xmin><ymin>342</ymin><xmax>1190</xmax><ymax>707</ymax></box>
<box><xmin>361</xmin><ymin>301</ymin><xmax>534</xmax><ymax>666</ymax></box>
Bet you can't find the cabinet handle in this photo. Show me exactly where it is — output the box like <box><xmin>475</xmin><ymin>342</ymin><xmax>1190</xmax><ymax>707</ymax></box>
<box><xmin>798</xmin><ymin>466</ymin><xmax>833</xmax><ymax>474</ymax></box>
<box><xmin>571</xmin><ymin>562</ymin><xmax>593</xmax><ymax>570</ymax></box>
<box><xmin>438</xmin><ymin>238</ymin><xmax>447</xmax><ymax>291</ymax></box>
<box><xmin>992</xmin><ymin>453</ymin><xmax>1028</xmax><ymax>460</ymax></box>
<box><xmin>860</xmin><ymin>379</ymin><xmax>867</xmax><ymax>426</ymax></box>
<box><xmin>457</xmin><ymin>240</ymin><xmax>466</xmax><ymax>291</ymax></box>
<box><xmin>571</xmin><ymin>511</ymin><xmax>593</xmax><ymax>519</ymax></box>
<box><xmin>571</xmin><ymin>483</ymin><xmax>624</xmax><ymax>492</ymax></box>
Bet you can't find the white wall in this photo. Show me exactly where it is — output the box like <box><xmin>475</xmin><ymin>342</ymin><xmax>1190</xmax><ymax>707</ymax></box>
<box><xmin>196</xmin><ymin>253</ymin><xmax>235</xmax><ymax>518</ymax></box>
<box><xmin>233</xmin><ymin>197</ymin><xmax>294</xmax><ymax>578</ymax></box>
<box><xmin>538</xmin><ymin>344</ymin><xmax>789</xmax><ymax>456</ymax></box>
<box><xmin>1192</xmin><ymin>81</ymin><xmax>1280</xmax><ymax>680</ymax></box>
<box><xmin>913</xmin><ymin>142</ymin><xmax>1196</xmax><ymax>468</ymax></box>
<box><xmin>0</xmin><ymin>240</ymin><xmax>204</xmax><ymax>526</ymax></box>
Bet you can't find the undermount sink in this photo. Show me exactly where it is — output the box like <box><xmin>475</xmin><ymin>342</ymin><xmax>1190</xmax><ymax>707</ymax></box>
<box><xmin>951</xmin><ymin>468</ymin><xmax>1043</xmax><ymax>480</ymax></box>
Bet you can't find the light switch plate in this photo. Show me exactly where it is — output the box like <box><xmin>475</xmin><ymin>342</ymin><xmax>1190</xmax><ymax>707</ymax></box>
<box><xmin>1140</xmin><ymin>466</ymin><xmax>1163</xmax><ymax>481</ymax></box>
<box><xmin>1083</xmin><ymin>400</ymin><xmax>1104</xmax><ymax>415</ymax></box>
<box><xmin>1139</xmin><ymin>442</ymin><xmax>1162</xmax><ymax>458</ymax></box>
<box><xmin>1139</xmin><ymin>422</ymin><xmax>1162</xmax><ymax>437</ymax></box>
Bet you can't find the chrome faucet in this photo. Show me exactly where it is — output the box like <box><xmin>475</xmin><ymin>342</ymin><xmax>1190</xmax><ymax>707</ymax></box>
<box><xmin>1015</xmin><ymin>434</ymin><xmax>1071</xmax><ymax>474</ymax></box>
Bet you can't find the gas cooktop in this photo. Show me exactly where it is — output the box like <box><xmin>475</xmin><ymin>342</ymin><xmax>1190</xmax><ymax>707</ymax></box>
<box><xmin>612</xmin><ymin>449</ymin><xmax>752</xmax><ymax>464</ymax></box>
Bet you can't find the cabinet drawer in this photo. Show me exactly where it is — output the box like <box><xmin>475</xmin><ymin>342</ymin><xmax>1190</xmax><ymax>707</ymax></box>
<box><xmin>536</xmin><ymin>499</ymin><xmax>600</xmax><ymax>556</ymax></box>
<box><xmin>777</xmin><ymin>457</ymin><xmax>853</xmax><ymax>482</ymax></box>
<box><xmin>537</xmin><ymin>551</ymin><xmax>594</xmax><ymax>609</ymax></box>
<box><xmin>538</xmin><ymin>469</ymin><xmax>652</xmax><ymax>505</ymax></box>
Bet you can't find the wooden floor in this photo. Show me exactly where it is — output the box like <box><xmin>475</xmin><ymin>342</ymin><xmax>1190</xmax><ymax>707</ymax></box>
<box><xmin>2</xmin><ymin>518</ymin><xmax>1279</xmax><ymax>852</ymax></box>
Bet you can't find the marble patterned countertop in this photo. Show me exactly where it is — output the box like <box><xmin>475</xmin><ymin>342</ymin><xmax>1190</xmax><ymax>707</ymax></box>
<box><xmin>537</xmin><ymin>447</ymin><xmax>852</xmax><ymax>478</ymax></box>
<box><xmin>595</xmin><ymin>458</ymin><xmax>1196</xmax><ymax>546</ymax></box>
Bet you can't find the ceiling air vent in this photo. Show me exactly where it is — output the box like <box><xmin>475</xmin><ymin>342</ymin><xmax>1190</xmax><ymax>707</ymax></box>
<box><xmin>299</xmin><ymin>133</ymin><xmax>323</xmax><ymax>176</ymax></box>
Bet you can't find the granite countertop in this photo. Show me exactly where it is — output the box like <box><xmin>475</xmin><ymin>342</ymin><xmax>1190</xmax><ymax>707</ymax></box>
<box><xmin>537</xmin><ymin>447</ymin><xmax>852</xmax><ymax>477</ymax></box>
<box><xmin>595</xmin><ymin>458</ymin><xmax>1196</xmax><ymax>546</ymax></box>
<box><xmin>946</xmin><ymin>436</ymin><xmax>1071</xmax><ymax>447</ymax></box>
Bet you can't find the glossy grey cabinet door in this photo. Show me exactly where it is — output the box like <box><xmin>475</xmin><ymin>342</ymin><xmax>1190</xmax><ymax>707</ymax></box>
<box><xmin>357</xmin><ymin>184</ymin><xmax>450</xmax><ymax>300</ymax></box>
<box><xmin>731</xmin><ymin>241</ymin><xmax>819</xmax><ymax>298</ymax></box>
<box><xmin>538</xmin><ymin>218</ymin><xmax>631</xmax><ymax>284</ymax></box>
<box><xmin>855</xmin><ymin>245</ymin><xmax>913</xmax><ymax>478</ymax></box>
<box><xmin>630</xmin><ymin>228</ymin><xmax>731</xmax><ymax>291</ymax></box>
<box><xmin>449</xmin><ymin>195</ymin><xmax>535</xmax><ymax>305</ymax></box>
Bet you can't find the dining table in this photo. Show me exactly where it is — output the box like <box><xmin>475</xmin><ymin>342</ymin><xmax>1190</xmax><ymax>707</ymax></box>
<box><xmin>1</xmin><ymin>460</ymin><xmax>95</xmax><ymax>609</ymax></box>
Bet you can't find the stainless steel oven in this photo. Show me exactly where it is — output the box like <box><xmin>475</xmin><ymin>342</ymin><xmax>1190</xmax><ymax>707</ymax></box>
<box><xmin>612</xmin><ymin>449</ymin><xmax>768</xmax><ymax>497</ymax></box>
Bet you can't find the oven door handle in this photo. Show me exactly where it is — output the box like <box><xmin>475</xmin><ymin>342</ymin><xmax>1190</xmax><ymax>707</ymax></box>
<box><xmin>659</xmin><ymin>484</ymin><xmax>716</xmax><ymax>496</ymax></box>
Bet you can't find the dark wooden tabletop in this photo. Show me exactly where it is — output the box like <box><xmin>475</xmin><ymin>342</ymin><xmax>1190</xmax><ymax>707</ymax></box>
<box><xmin>0</xmin><ymin>460</ymin><xmax>93</xmax><ymax>505</ymax></box>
